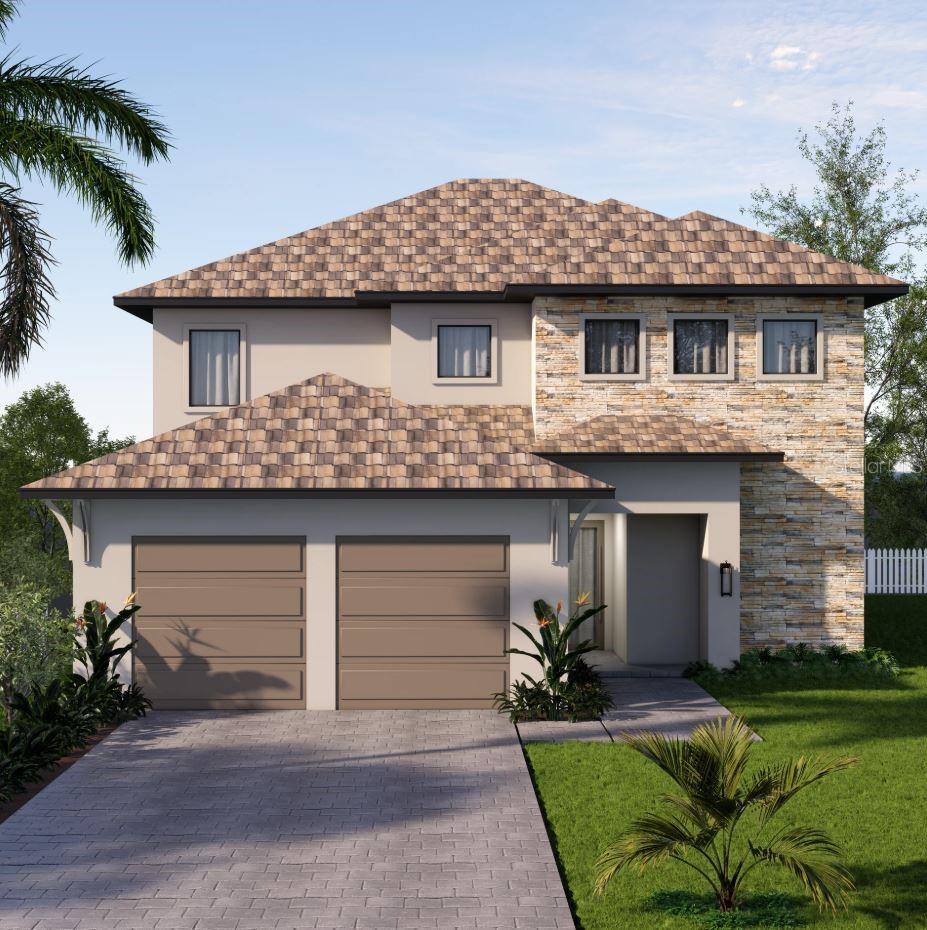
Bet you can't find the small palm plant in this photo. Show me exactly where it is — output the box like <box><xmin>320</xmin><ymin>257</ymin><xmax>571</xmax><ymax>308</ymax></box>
<box><xmin>594</xmin><ymin>717</ymin><xmax>857</xmax><ymax>914</ymax></box>
<box><xmin>505</xmin><ymin>596</ymin><xmax>605</xmax><ymax>719</ymax></box>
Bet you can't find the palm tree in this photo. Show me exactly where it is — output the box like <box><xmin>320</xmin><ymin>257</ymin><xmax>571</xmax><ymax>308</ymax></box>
<box><xmin>594</xmin><ymin>717</ymin><xmax>857</xmax><ymax>914</ymax></box>
<box><xmin>0</xmin><ymin>0</ymin><xmax>170</xmax><ymax>376</ymax></box>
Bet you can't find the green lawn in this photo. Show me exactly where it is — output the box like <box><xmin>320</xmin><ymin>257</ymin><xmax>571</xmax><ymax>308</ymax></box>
<box><xmin>525</xmin><ymin>596</ymin><xmax>927</xmax><ymax>929</ymax></box>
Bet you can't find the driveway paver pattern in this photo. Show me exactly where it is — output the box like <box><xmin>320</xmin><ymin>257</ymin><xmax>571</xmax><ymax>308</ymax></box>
<box><xmin>0</xmin><ymin>710</ymin><xmax>574</xmax><ymax>930</ymax></box>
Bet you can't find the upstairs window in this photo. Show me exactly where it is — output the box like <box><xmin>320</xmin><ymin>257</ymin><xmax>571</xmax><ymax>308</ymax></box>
<box><xmin>762</xmin><ymin>319</ymin><xmax>818</xmax><ymax>376</ymax></box>
<box><xmin>583</xmin><ymin>317</ymin><xmax>641</xmax><ymax>377</ymax></box>
<box><xmin>189</xmin><ymin>329</ymin><xmax>241</xmax><ymax>406</ymax></box>
<box><xmin>436</xmin><ymin>324</ymin><xmax>492</xmax><ymax>378</ymax></box>
<box><xmin>673</xmin><ymin>319</ymin><xmax>729</xmax><ymax>375</ymax></box>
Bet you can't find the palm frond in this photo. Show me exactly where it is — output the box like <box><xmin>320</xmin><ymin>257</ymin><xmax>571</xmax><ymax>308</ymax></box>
<box><xmin>688</xmin><ymin>716</ymin><xmax>754</xmax><ymax>798</ymax></box>
<box><xmin>0</xmin><ymin>115</ymin><xmax>155</xmax><ymax>264</ymax></box>
<box><xmin>622</xmin><ymin>730</ymin><xmax>692</xmax><ymax>789</ymax></box>
<box><xmin>0</xmin><ymin>1</ymin><xmax>18</xmax><ymax>40</ymax></box>
<box><xmin>749</xmin><ymin>826</ymin><xmax>854</xmax><ymax>912</ymax></box>
<box><xmin>0</xmin><ymin>182</ymin><xmax>54</xmax><ymax>377</ymax></box>
<box><xmin>758</xmin><ymin>755</ymin><xmax>858</xmax><ymax>827</ymax></box>
<box><xmin>593</xmin><ymin>812</ymin><xmax>698</xmax><ymax>894</ymax></box>
<box><xmin>0</xmin><ymin>56</ymin><xmax>171</xmax><ymax>162</ymax></box>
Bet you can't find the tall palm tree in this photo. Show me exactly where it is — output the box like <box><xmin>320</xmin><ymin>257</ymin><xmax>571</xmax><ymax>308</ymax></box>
<box><xmin>0</xmin><ymin>0</ymin><xmax>170</xmax><ymax>376</ymax></box>
<box><xmin>594</xmin><ymin>717</ymin><xmax>857</xmax><ymax>914</ymax></box>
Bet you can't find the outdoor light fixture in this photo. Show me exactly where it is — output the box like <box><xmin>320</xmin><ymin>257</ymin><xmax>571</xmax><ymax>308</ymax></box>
<box><xmin>720</xmin><ymin>561</ymin><xmax>734</xmax><ymax>597</ymax></box>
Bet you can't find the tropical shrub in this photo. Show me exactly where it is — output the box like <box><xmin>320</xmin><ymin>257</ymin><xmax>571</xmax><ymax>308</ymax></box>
<box><xmin>684</xmin><ymin>643</ymin><xmax>900</xmax><ymax>685</ymax></box>
<box><xmin>0</xmin><ymin>595</ymin><xmax>150</xmax><ymax>803</ymax></box>
<box><xmin>0</xmin><ymin>581</ymin><xmax>71</xmax><ymax>720</ymax></box>
<box><xmin>494</xmin><ymin>596</ymin><xmax>614</xmax><ymax>721</ymax></box>
<box><xmin>594</xmin><ymin>716</ymin><xmax>857</xmax><ymax>914</ymax></box>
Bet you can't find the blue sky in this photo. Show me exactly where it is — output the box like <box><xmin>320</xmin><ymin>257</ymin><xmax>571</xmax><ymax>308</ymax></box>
<box><xmin>1</xmin><ymin>0</ymin><xmax>925</xmax><ymax>437</ymax></box>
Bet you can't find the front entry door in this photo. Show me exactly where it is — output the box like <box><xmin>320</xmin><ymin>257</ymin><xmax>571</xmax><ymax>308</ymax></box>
<box><xmin>568</xmin><ymin>521</ymin><xmax>604</xmax><ymax>648</ymax></box>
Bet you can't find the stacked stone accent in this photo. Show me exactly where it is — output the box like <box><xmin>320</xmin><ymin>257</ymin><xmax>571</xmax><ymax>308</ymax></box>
<box><xmin>533</xmin><ymin>296</ymin><xmax>865</xmax><ymax>649</ymax></box>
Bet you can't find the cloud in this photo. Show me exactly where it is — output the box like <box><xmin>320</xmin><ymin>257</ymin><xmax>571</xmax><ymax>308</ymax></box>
<box><xmin>731</xmin><ymin>98</ymin><xmax>746</xmax><ymax>108</ymax></box>
<box><xmin>769</xmin><ymin>46</ymin><xmax>820</xmax><ymax>71</ymax></box>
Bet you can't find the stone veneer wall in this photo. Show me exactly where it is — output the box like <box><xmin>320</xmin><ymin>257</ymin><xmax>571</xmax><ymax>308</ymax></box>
<box><xmin>533</xmin><ymin>296</ymin><xmax>865</xmax><ymax>649</ymax></box>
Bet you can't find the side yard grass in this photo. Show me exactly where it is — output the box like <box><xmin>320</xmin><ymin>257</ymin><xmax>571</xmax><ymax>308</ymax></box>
<box><xmin>525</xmin><ymin>596</ymin><xmax>927</xmax><ymax>929</ymax></box>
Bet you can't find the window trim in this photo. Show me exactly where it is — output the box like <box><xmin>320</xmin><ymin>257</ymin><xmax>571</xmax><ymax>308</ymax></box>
<box><xmin>431</xmin><ymin>318</ymin><xmax>499</xmax><ymax>384</ymax></box>
<box><xmin>578</xmin><ymin>313</ymin><xmax>647</xmax><ymax>382</ymax></box>
<box><xmin>756</xmin><ymin>314</ymin><xmax>824</xmax><ymax>382</ymax></box>
<box><xmin>666</xmin><ymin>313</ymin><xmax>735</xmax><ymax>382</ymax></box>
<box><xmin>182</xmin><ymin>322</ymin><xmax>248</xmax><ymax>413</ymax></box>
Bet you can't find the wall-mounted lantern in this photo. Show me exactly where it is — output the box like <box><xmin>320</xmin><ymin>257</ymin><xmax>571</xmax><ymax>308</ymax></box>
<box><xmin>720</xmin><ymin>561</ymin><xmax>734</xmax><ymax>597</ymax></box>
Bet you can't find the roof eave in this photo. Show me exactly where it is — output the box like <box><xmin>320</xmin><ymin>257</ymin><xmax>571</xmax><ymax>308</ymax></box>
<box><xmin>114</xmin><ymin>282</ymin><xmax>908</xmax><ymax>320</ymax></box>
<box><xmin>538</xmin><ymin>451</ymin><xmax>785</xmax><ymax>462</ymax></box>
<box><xmin>20</xmin><ymin>486</ymin><xmax>616</xmax><ymax>501</ymax></box>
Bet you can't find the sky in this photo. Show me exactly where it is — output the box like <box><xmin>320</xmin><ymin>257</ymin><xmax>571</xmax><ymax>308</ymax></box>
<box><xmin>1</xmin><ymin>0</ymin><xmax>926</xmax><ymax>438</ymax></box>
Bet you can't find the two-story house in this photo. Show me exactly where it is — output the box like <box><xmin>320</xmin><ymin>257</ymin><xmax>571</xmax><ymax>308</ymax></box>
<box><xmin>22</xmin><ymin>179</ymin><xmax>906</xmax><ymax>711</ymax></box>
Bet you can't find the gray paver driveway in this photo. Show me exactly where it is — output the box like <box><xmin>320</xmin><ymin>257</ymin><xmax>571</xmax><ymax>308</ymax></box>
<box><xmin>0</xmin><ymin>711</ymin><xmax>574</xmax><ymax>930</ymax></box>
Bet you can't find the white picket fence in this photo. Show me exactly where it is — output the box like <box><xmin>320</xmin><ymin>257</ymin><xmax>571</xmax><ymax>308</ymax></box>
<box><xmin>866</xmin><ymin>548</ymin><xmax>927</xmax><ymax>594</ymax></box>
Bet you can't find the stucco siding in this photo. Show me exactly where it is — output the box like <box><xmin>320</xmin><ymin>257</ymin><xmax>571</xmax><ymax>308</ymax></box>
<box><xmin>72</xmin><ymin>498</ymin><xmax>566</xmax><ymax>708</ymax></box>
<box><xmin>535</xmin><ymin>295</ymin><xmax>864</xmax><ymax>649</ymax></box>
<box><xmin>152</xmin><ymin>307</ymin><xmax>391</xmax><ymax>433</ymax></box>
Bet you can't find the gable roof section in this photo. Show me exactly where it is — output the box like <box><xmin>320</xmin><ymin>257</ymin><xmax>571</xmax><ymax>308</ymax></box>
<box><xmin>116</xmin><ymin>179</ymin><xmax>905</xmax><ymax>311</ymax></box>
<box><xmin>20</xmin><ymin>374</ymin><xmax>612</xmax><ymax>498</ymax></box>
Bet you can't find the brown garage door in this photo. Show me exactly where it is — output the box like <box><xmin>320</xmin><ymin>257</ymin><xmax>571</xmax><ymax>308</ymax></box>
<box><xmin>133</xmin><ymin>537</ymin><xmax>306</xmax><ymax>709</ymax></box>
<box><xmin>337</xmin><ymin>536</ymin><xmax>510</xmax><ymax>709</ymax></box>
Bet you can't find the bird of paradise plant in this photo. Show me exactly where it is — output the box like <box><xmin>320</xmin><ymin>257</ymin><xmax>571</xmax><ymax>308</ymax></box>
<box><xmin>594</xmin><ymin>716</ymin><xmax>857</xmax><ymax>914</ymax></box>
<box><xmin>503</xmin><ymin>594</ymin><xmax>606</xmax><ymax>720</ymax></box>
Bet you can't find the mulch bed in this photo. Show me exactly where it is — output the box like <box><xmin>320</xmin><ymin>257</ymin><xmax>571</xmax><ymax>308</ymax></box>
<box><xmin>0</xmin><ymin>724</ymin><xmax>119</xmax><ymax>826</ymax></box>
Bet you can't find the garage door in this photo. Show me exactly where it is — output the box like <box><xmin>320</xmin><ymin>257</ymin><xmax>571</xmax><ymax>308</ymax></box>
<box><xmin>133</xmin><ymin>537</ymin><xmax>306</xmax><ymax>709</ymax></box>
<box><xmin>337</xmin><ymin>537</ymin><xmax>510</xmax><ymax>709</ymax></box>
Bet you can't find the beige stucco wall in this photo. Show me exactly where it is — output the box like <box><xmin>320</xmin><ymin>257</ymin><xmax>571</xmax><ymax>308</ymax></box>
<box><xmin>389</xmin><ymin>302</ymin><xmax>533</xmax><ymax>404</ymax></box>
<box><xmin>536</xmin><ymin>295</ymin><xmax>865</xmax><ymax>650</ymax></box>
<box><xmin>564</xmin><ymin>459</ymin><xmax>742</xmax><ymax>667</ymax></box>
<box><xmin>151</xmin><ymin>307</ymin><xmax>391</xmax><ymax>433</ymax></box>
<box><xmin>71</xmin><ymin>498</ymin><xmax>567</xmax><ymax>708</ymax></box>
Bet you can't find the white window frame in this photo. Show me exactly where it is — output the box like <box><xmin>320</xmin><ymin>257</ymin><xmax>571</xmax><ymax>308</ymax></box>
<box><xmin>756</xmin><ymin>314</ymin><xmax>824</xmax><ymax>382</ymax></box>
<box><xmin>182</xmin><ymin>322</ymin><xmax>248</xmax><ymax>414</ymax></box>
<box><xmin>666</xmin><ymin>312</ymin><xmax>735</xmax><ymax>382</ymax></box>
<box><xmin>578</xmin><ymin>313</ymin><xmax>647</xmax><ymax>382</ymax></box>
<box><xmin>431</xmin><ymin>319</ymin><xmax>499</xmax><ymax>384</ymax></box>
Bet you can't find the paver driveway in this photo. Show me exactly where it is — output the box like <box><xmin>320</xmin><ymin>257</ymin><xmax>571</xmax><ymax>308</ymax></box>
<box><xmin>0</xmin><ymin>711</ymin><xmax>574</xmax><ymax>930</ymax></box>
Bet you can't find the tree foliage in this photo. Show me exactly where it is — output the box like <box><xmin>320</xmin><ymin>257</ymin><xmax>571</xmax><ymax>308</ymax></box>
<box><xmin>0</xmin><ymin>0</ymin><xmax>171</xmax><ymax>375</ymax></box>
<box><xmin>0</xmin><ymin>383</ymin><xmax>132</xmax><ymax>581</ymax></box>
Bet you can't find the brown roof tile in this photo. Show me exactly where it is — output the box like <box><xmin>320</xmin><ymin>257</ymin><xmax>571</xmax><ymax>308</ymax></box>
<box><xmin>21</xmin><ymin>375</ymin><xmax>609</xmax><ymax>496</ymax></box>
<box><xmin>117</xmin><ymin>179</ymin><xmax>902</xmax><ymax>302</ymax></box>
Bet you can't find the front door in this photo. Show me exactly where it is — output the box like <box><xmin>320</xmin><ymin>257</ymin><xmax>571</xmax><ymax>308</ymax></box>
<box><xmin>568</xmin><ymin>521</ymin><xmax>604</xmax><ymax>648</ymax></box>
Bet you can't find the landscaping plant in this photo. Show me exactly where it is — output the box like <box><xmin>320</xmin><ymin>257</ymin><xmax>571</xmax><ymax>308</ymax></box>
<box><xmin>494</xmin><ymin>595</ymin><xmax>614</xmax><ymax>721</ymax></box>
<box><xmin>593</xmin><ymin>716</ymin><xmax>857</xmax><ymax>914</ymax></box>
<box><xmin>0</xmin><ymin>580</ymin><xmax>71</xmax><ymax>721</ymax></box>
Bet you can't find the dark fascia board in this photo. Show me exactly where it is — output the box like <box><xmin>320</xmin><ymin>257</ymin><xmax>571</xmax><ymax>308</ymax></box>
<box><xmin>114</xmin><ymin>281</ymin><xmax>907</xmax><ymax>320</ymax></box>
<box><xmin>540</xmin><ymin>451</ymin><xmax>785</xmax><ymax>462</ymax></box>
<box><xmin>20</xmin><ymin>486</ymin><xmax>616</xmax><ymax>501</ymax></box>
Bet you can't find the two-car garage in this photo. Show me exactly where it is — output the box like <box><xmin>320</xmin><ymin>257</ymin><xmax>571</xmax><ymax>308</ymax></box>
<box><xmin>133</xmin><ymin>535</ymin><xmax>511</xmax><ymax>710</ymax></box>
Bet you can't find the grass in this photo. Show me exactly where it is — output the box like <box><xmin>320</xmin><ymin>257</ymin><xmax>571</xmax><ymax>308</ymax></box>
<box><xmin>524</xmin><ymin>596</ymin><xmax>927</xmax><ymax>930</ymax></box>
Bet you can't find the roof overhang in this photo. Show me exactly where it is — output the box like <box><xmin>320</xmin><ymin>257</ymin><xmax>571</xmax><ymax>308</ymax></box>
<box><xmin>114</xmin><ymin>282</ymin><xmax>908</xmax><ymax>321</ymax></box>
<box><xmin>539</xmin><ymin>451</ymin><xmax>785</xmax><ymax>463</ymax></box>
<box><xmin>19</xmin><ymin>486</ymin><xmax>616</xmax><ymax>501</ymax></box>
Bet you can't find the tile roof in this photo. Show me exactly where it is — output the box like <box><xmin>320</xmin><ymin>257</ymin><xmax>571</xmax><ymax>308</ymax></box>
<box><xmin>21</xmin><ymin>377</ymin><xmax>780</xmax><ymax>498</ymax></box>
<box><xmin>117</xmin><ymin>179</ymin><xmax>903</xmax><ymax>303</ymax></box>
<box><xmin>20</xmin><ymin>374</ymin><xmax>611</xmax><ymax>497</ymax></box>
<box><xmin>531</xmin><ymin>413</ymin><xmax>780</xmax><ymax>458</ymax></box>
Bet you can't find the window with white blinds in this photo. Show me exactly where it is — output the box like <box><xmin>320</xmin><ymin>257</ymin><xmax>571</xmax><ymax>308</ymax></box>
<box><xmin>673</xmin><ymin>319</ymin><xmax>729</xmax><ymax>375</ymax></box>
<box><xmin>189</xmin><ymin>329</ymin><xmax>241</xmax><ymax>406</ymax></box>
<box><xmin>436</xmin><ymin>324</ymin><xmax>492</xmax><ymax>378</ymax></box>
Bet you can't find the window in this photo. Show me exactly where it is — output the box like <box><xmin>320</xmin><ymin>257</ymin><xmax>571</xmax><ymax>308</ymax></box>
<box><xmin>436</xmin><ymin>324</ymin><xmax>492</xmax><ymax>378</ymax></box>
<box><xmin>667</xmin><ymin>313</ymin><xmax>735</xmax><ymax>381</ymax></box>
<box><xmin>761</xmin><ymin>319</ymin><xmax>818</xmax><ymax>376</ymax></box>
<box><xmin>189</xmin><ymin>329</ymin><xmax>241</xmax><ymax>406</ymax></box>
<box><xmin>582</xmin><ymin>317</ymin><xmax>641</xmax><ymax>377</ymax></box>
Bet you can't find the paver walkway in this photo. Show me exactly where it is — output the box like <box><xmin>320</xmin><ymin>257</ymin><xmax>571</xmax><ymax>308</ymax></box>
<box><xmin>0</xmin><ymin>711</ymin><xmax>574</xmax><ymax>930</ymax></box>
<box><xmin>517</xmin><ymin>677</ymin><xmax>738</xmax><ymax>742</ymax></box>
